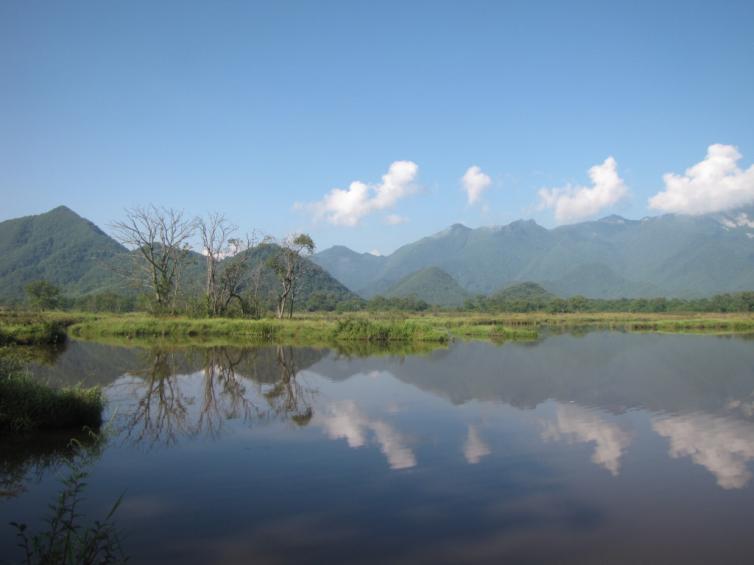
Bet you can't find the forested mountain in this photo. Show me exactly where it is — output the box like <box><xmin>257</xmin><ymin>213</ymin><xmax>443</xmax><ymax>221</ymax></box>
<box><xmin>313</xmin><ymin>208</ymin><xmax>754</xmax><ymax>299</ymax></box>
<box><xmin>0</xmin><ymin>207</ymin><xmax>356</xmax><ymax>306</ymax></box>
<box><xmin>384</xmin><ymin>267</ymin><xmax>469</xmax><ymax>307</ymax></box>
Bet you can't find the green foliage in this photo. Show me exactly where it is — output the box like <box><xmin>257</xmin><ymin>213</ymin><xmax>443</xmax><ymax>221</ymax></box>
<box><xmin>367</xmin><ymin>295</ymin><xmax>429</xmax><ymax>312</ymax></box>
<box><xmin>463</xmin><ymin>283</ymin><xmax>754</xmax><ymax>314</ymax></box>
<box><xmin>332</xmin><ymin>318</ymin><xmax>449</xmax><ymax>342</ymax></box>
<box><xmin>9</xmin><ymin>447</ymin><xmax>126</xmax><ymax>564</ymax></box>
<box><xmin>0</xmin><ymin>357</ymin><xmax>103</xmax><ymax>432</ymax></box>
<box><xmin>0</xmin><ymin>321</ymin><xmax>67</xmax><ymax>346</ymax></box>
<box><xmin>383</xmin><ymin>267</ymin><xmax>469</xmax><ymax>307</ymax></box>
<box><xmin>25</xmin><ymin>280</ymin><xmax>62</xmax><ymax>310</ymax></box>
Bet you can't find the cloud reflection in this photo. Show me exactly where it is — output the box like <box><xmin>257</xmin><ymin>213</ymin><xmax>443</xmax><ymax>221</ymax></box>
<box><xmin>463</xmin><ymin>425</ymin><xmax>491</xmax><ymax>464</ymax></box>
<box><xmin>542</xmin><ymin>403</ymin><xmax>632</xmax><ymax>475</ymax></box>
<box><xmin>653</xmin><ymin>413</ymin><xmax>754</xmax><ymax>489</ymax></box>
<box><xmin>316</xmin><ymin>400</ymin><xmax>416</xmax><ymax>470</ymax></box>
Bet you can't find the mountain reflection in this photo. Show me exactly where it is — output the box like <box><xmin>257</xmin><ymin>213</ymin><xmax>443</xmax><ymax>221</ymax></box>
<box><xmin>110</xmin><ymin>346</ymin><xmax>319</xmax><ymax>446</ymax></box>
<box><xmin>653</xmin><ymin>412</ymin><xmax>754</xmax><ymax>489</ymax></box>
<box><xmin>541</xmin><ymin>403</ymin><xmax>632</xmax><ymax>475</ymax></box>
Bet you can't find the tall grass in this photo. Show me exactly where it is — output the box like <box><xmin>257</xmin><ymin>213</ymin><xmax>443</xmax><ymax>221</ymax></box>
<box><xmin>0</xmin><ymin>358</ymin><xmax>104</xmax><ymax>432</ymax></box>
<box><xmin>0</xmin><ymin>321</ymin><xmax>67</xmax><ymax>346</ymax></box>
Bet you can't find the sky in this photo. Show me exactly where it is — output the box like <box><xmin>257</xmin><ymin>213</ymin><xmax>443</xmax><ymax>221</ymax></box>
<box><xmin>2</xmin><ymin>0</ymin><xmax>754</xmax><ymax>255</ymax></box>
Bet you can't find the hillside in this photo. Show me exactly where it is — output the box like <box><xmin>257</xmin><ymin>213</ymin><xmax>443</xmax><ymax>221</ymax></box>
<box><xmin>384</xmin><ymin>267</ymin><xmax>469</xmax><ymax>307</ymax></box>
<box><xmin>0</xmin><ymin>206</ymin><xmax>127</xmax><ymax>300</ymax></box>
<box><xmin>313</xmin><ymin>208</ymin><xmax>754</xmax><ymax>299</ymax></box>
<box><xmin>0</xmin><ymin>207</ymin><xmax>357</xmax><ymax>307</ymax></box>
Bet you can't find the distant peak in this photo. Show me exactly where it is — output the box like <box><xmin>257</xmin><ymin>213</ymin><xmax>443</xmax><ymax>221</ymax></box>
<box><xmin>431</xmin><ymin>223</ymin><xmax>471</xmax><ymax>238</ymax></box>
<box><xmin>598</xmin><ymin>214</ymin><xmax>628</xmax><ymax>224</ymax></box>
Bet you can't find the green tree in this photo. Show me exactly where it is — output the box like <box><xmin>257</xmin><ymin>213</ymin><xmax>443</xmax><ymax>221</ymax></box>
<box><xmin>268</xmin><ymin>234</ymin><xmax>315</xmax><ymax>319</ymax></box>
<box><xmin>25</xmin><ymin>280</ymin><xmax>62</xmax><ymax>310</ymax></box>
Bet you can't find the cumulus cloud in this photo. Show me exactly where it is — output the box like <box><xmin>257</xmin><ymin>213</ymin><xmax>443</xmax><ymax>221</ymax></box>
<box><xmin>300</xmin><ymin>161</ymin><xmax>419</xmax><ymax>227</ymax></box>
<box><xmin>538</xmin><ymin>157</ymin><xmax>629</xmax><ymax>224</ymax></box>
<box><xmin>315</xmin><ymin>400</ymin><xmax>416</xmax><ymax>470</ymax></box>
<box><xmin>461</xmin><ymin>166</ymin><xmax>492</xmax><ymax>205</ymax></box>
<box><xmin>463</xmin><ymin>425</ymin><xmax>491</xmax><ymax>464</ymax></box>
<box><xmin>653</xmin><ymin>412</ymin><xmax>754</xmax><ymax>489</ymax></box>
<box><xmin>542</xmin><ymin>403</ymin><xmax>632</xmax><ymax>476</ymax></box>
<box><xmin>649</xmin><ymin>144</ymin><xmax>754</xmax><ymax>215</ymax></box>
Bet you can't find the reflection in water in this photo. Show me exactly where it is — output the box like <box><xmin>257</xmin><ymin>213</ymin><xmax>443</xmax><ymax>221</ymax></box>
<box><xmin>111</xmin><ymin>346</ymin><xmax>316</xmax><ymax>446</ymax></box>
<box><xmin>314</xmin><ymin>400</ymin><xmax>416</xmax><ymax>469</ymax></box>
<box><xmin>542</xmin><ymin>403</ymin><xmax>632</xmax><ymax>475</ymax></box>
<box><xmin>653</xmin><ymin>413</ymin><xmax>754</xmax><ymax>489</ymax></box>
<box><xmin>463</xmin><ymin>425</ymin><xmax>491</xmax><ymax>464</ymax></box>
<box><xmin>7</xmin><ymin>334</ymin><xmax>754</xmax><ymax>564</ymax></box>
<box><xmin>0</xmin><ymin>434</ymin><xmax>101</xmax><ymax>499</ymax></box>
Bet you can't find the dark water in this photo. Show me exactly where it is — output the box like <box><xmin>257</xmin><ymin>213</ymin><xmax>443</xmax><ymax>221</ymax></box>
<box><xmin>3</xmin><ymin>332</ymin><xmax>754</xmax><ymax>564</ymax></box>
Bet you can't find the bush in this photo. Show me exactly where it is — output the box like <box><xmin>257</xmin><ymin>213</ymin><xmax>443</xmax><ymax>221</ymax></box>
<box><xmin>0</xmin><ymin>360</ymin><xmax>104</xmax><ymax>432</ymax></box>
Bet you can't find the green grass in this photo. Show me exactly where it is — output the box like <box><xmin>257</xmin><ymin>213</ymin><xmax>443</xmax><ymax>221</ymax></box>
<box><xmin>6</xmin><ymin>310</ymin><xmax>754</xmax><ymax>351</ymax></box>
<box><xmin>0</xmin><ymin>321</ymin><xmax>67</xmax><ymax>346</ymax></box>
<box><xmin>0</xmin><ymin>358</ymin><xmax>104</xmax><ymax>432</ymax></box>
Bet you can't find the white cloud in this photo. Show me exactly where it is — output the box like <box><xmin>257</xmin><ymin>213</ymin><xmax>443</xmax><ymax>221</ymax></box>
<box><xmin>463</xmin><ymin>425</ymin><xmax>491</xmax><ymax>464</ymax></box>
<box><xmin>315</xmin><ymin>400</ymin><xmax>416</xmax><ymax>470</ymax></box>
<box><xmin>538</xmin><ymin>157</ymin><xmax>629</xmax><ymax>224</ymax></box>
<box><xmin>720</xmin><ymin>212</ymin><xmax>754</xmax><ymax>230</ymax></box>
<box><xmin>300</xmin><ymin>161</ymin><xmax>419</xmax><ymax>227</ymax></box>
<box><xmin>385</xmin><ymin>214</ymin><xmax>408</xmax><ymax>225</ymax></box>
<box><xmin>649</xmin><ymin>144</ymin><xmax>754</xmax><ymax>215</ymax></box>
<box><xmin>653</xmin><ymin>412</ymin><xmax>754</xmax><ymax>489</ymax></box>
<box><xmin>542</xmin><ymin>403</ymin><xmax>632</xmax><ymax>476</ymax></box>
<box><xmin>461</xmin><ymin>165</ymin><xmax>492</xmax><ymax>205</ymax></box>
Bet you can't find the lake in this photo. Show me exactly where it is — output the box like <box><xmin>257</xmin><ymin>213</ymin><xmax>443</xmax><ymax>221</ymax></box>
<box><xmin>3</xmin><ymin>331</ymin><xmax>754</xmax><ymax>564</ymax></box>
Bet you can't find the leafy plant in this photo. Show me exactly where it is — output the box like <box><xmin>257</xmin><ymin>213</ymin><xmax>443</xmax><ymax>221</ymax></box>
<box><xmin>9</xmin><ymin>442</ymin><xmax>127</xmax><ymax>564</ymax></box>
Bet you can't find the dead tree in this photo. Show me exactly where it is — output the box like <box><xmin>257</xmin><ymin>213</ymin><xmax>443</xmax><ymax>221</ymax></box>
<box><xmin>111</xmin><ymin>206</ymin><xmax>195</xmax><ymax>313</ymax></box>
<box><xmin>198</xmin><ymin>213</ymin><xmax>236</xmax><ymax>316</ymax></box>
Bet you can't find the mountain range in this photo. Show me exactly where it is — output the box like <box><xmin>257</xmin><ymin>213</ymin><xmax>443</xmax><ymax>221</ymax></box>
<box><xmin>2</xmin><ymin>205</ymin><xmax>754</xmax><ymax>308</ymax></box>
<box><xmin>0</xmin><ymin>206</ymin><xmax>355</xmax><ymax>305</ymax></box>
<box><xmin>312</xmin><ymin>208</ymin><xmax>754</xmax><ymax>302</ymax></box>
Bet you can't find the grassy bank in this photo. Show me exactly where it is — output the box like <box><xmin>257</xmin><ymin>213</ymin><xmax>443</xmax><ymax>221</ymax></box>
<box><xmin>0</xmin><ymin>320</ymin><xmax>67</xmax><ymax>346</ymax></box>
<box><xmin>66</xmin><ymin>313</ymin><xmax>543</xmax><ymax>343</ymax></box>
<box><xmin>0</xmin><ymin>357</ymin><xmax>104</xmax><ymax>432</ymax></box>
<box><xmin>5</xmin><ymin>311</ymin><xmax>754</xmax><ymax>349</ymax></box>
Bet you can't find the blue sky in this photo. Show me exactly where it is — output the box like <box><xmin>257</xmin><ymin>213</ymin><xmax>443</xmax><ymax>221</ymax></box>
<box><xmin>2</xmin><ymin>0</ymin><xmax>754</xmax><ymax>254</ymax></box>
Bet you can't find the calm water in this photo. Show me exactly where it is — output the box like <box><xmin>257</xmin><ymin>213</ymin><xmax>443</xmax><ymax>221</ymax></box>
<box><xmin>4</xmin><ymin>332</ymin><xmax>754</xmax><ymax>564</ymax></box>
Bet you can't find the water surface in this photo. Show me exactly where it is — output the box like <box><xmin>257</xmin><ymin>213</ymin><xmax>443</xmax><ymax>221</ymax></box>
<box><xmin>3</xmin><ymin>332</ymin><xmax>754</xmax><ymax>564</ymax></box>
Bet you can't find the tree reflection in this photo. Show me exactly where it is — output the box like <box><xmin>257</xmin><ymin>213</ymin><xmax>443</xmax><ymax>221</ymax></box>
<box><xmin>263</xmin><ymin>346</ymin><xmax>315</xmax><ymax>426</ymax></box>
<box><xmin>117</xmin><ymin>346</ymin><xmax>317</xmax><ymax>446</ymax></box>
<box><xmin>122</xmin><ymin>349</ymin><xmax>190</xmax><ymax>446</ymax></box>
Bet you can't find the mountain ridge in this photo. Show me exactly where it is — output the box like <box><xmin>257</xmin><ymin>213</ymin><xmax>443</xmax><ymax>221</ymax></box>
<box><xmin>312</xmin><ymin>208</ymin><xmax>754</xmax><ymax>299</ymax></box>
<box><xmin>0</xmin><ymin>207</ymin><xmax>357</xmax><ymax>306</ymax></box>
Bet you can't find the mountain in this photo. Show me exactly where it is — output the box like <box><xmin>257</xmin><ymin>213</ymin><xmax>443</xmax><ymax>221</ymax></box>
<box><xmin>0</xmin><ymin>207</ymin><xmax>357</xmax><ymax>306</ymax></box>
<box><xmin>313</xmin><ymin>208</ymin><xmax>754</xmax><ymax>299</ymax></box>
<box><xmin>0</xmin><ymin>206</ymin><xmax>126</xmax><ymax>300</ymax></box>
<box><xmin>384</xmin><ymin>267</ymin><xmax>469</xmax><ymax>307</ymax></box>
<box><xmin>492</xmin><ymin>282</ymin><xmax>555</xmax><ymax>302</ymax></box>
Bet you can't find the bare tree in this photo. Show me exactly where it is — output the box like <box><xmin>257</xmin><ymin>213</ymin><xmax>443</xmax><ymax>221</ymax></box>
<box><xmin>112</xmin><ymin>206</ymin><xmax>195</xmax><ymax>313</ymax></box>
<box><xmin>268</xmin><ymin>234</ymin><xmax>315</xmax><ymax>319</ymax></box>
<box><xmin>198</xmin><ymin>213</ymin><xmax>236</xmax><ymax>316</ymax></box>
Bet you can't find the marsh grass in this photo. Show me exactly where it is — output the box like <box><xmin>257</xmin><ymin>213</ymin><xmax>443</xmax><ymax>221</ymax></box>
<box><xmin>0</xmin><ymin>357</ymin><xmax>104</xmax><ymax>433</ymax></box>
<box><xmin>0</xmin><ymin>321</ymin><xmax>67</xmax><ymax>346</ymax></box>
